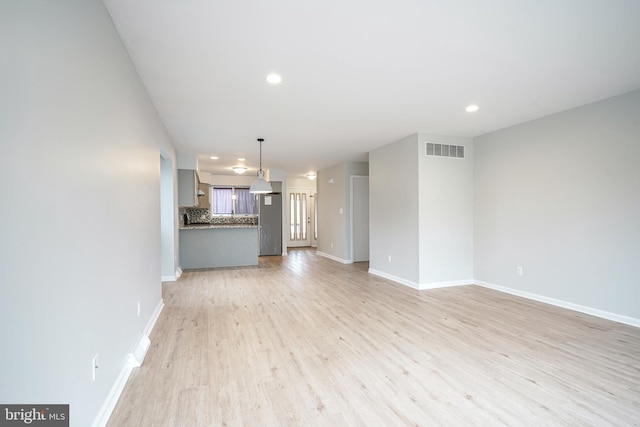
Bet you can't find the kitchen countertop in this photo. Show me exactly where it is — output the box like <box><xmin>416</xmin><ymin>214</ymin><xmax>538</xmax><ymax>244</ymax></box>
<box><xmin>180</xmin><ymin>224</ymin><xmax>259</xmax><ymax>230</ymax></box>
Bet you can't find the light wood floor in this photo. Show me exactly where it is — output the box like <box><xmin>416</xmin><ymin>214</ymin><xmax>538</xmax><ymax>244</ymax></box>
<box><xmin>107</xmin><ymin>248</ymin><xmax>640</xmax><ymax>426</ymax></box>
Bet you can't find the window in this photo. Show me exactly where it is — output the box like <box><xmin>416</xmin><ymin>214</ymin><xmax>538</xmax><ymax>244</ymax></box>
<box><xmin>212</xmin><ymin>186</ymin><xmax>256</xmax><ymax>214</ymax></box>
<box><xmin>289</xmin><ymin>192</ymin><xmax>308</xmax><ymax>241</ymax></box>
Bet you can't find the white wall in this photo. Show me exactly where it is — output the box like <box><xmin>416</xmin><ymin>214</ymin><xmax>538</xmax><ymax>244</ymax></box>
<box><xmin>287</xmin><ymin>177</ymin><xmax>318</xmax><ymax>190</ymax></box>
<box><xmin>369</xmin><ymin>135</ymin><xmax>421</xmax><ymax>283</ymax></box>
<box><xmin>0</xmin><ymin>1</ymin><xmax>174</xmax><ymax>425</ymax></box>
<box><xmin>209</xmin><ymin>174</ymin><xmax>256</xmax><ymax>186</ymax></box>
<box><xmin>160</xmin><ymin>155</ymin><xmax>178</xmax><ymax>279</ymax></box>
<box><xmin>418</xmin><ymin>133</ymin><xmax>474</xmax><ymax>286</ymax></box>
<box><xmin>474</xmin><ymin>89</ymin><xmax>640</xmax><ymax>320</ymax></box>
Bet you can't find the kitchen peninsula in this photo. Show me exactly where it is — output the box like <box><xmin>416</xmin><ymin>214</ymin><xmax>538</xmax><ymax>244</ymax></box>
<box><xmin>179</xmin><ymin>212</ymin><xmax>259</xmax><ymax>269</ymax></box>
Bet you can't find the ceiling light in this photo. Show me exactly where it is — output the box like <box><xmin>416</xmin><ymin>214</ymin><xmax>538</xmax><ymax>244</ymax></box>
<box><xmin>249</xmin><ymin>138</ymin><xmax>273</xmax><ymax>194</ymax></box>
<box><xmin>237</xmin><ymin>158</ymin><xmax>245</xmax><ymax>161</ymax></box>
<box><xmin>210</xmin><ymin>156</ymin><xmax>219</xmax><ymax>160</ymax></box>
<box><xmin>266</xmin><ymin>73</ymin><xmax>282</xmax><ymax>85</ymax></box>
<box><xmin>465</xmin><ymin>104</ymin><xmax>479</xmax><ymax>113</ymax></box>
<box><xmin>232</xmin><ymin>166</ymin><xmax>247</xmax><ymax>174</ymax></box>
<box><xmin>306</xmin><ymin>173</ymin><xmax>317</xmax><ymax>180</ymax></box>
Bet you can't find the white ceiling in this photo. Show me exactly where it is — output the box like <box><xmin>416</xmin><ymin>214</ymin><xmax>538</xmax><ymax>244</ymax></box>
<box><xmin>104</xmin><ymin>0</ymin><xmax>640</xmax><ymax>178</ymax></box>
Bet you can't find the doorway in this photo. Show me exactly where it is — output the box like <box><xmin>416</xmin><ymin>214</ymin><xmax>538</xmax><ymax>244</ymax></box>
<box><xmin>160</xmin><ymin>155</ymin><xmax>177</xmax><ymax>280</ymax></box>
<box><xmin>287</xmin><ymin>188</ymin><xmax>314</xmax><ymax>248</ymax></box>
<box><xmin>351</xmin><ymin>176</ymin><xmax>369</xmax><ymax>262</ymax></box>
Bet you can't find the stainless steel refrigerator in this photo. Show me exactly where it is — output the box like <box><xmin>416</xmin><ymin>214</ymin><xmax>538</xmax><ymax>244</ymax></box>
<box><xmin>258</xmin><ymin>193</ymin><xmax>282</xmax><ymax>256</ymax></box>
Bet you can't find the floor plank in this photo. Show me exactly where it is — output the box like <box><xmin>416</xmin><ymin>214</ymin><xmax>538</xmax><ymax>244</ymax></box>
<box><xmin>107</xmin><ymin>248</ymin><xmax>640</xmax><ymax>426</ymax></box>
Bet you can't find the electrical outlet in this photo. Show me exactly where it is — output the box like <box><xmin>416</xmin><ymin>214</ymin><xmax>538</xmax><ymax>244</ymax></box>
<box><xmin>137</xmin><ymin>301</ymin><xmax>141</xmax><ymax>317</ymax></box>
<box><xmin>517</xmin><ymin>266</ymin><xmax>523</xmax><ymax>276</ymax></box>
<box><xmin>92</xmin><ymin>354</ymin><xmax>99</xmax><ymax>381</ymax></box>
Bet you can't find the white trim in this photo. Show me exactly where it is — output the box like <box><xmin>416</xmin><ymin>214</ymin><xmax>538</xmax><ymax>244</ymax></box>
<box><xmin>368</xmin><ymin>269</ymin><xmax>471</xmax><ymax>290</ymax></box>
<box><xmin>316</xmin><ymin>251</ymin><xmax>352</xmax><ymax>264</ymax></box>
<box><xmin>144</xmin><ymin>299</ymin><xmax>165</xmax><ymax>337</ymax></box>
<box><xmin>163</xmin><ymin>267</ymin><xmax>182</xmax><ymax>282</ymax></box>
<box><xmin>419</xmin><ymin>279</ymin><xmax>473</xmax><ymax>290</ymax></box>
<box><xmin>128</xmin><ymin>333</ymin><xmax>151</xmax><ymax>368</ymax></box>
<box><xmin>368</xmin><ymin>269</ymin><xmax>420</xmax><ymax>289</ymax></box>
<box><xmin>474</xmin><ymin>280</ymin><xmax>640</xmax><ymax>328</ymax></box>
<box><xmin>91</xmin><ymin>299</ymin><xmax>164</xmax><ymax>427</ymax></box>
<box><xmin>91</xmin><ymin>355</ymin><xmax>138</xmax><ymax>427</ymax></box>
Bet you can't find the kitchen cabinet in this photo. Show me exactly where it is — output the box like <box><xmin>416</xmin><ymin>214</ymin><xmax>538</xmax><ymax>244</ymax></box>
<box><xmin>179</xmin><ymin>226</ymin><xmax>259</xmax><ymax>268</ymax></box>
<box><xmin>178</xmin><ymin>169</ymin><xmax>199</xmax><ymax>207</ymax></box>
<box><xmin>198</xmin><ymin>183</ymin><xmax>210</xmax><ymax>209</ymax></box>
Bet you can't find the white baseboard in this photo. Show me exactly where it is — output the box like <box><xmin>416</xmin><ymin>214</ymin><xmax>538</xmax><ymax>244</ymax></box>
<box><xmin>91</xmin><ymin>355</ymin><xmax>137</xmax><ymax>427</ymax></box>
<box><xmin>316</xmin><ymin>251</ymin><xmax>353</xmax><ymax>264</ymax></box>
<box><xmin>91</xmin><ymin>299</ymin><xmax>165</xmax><ymax>427</ymax></box>
<box><xmin>368</xmin><ymin>269</ymin><xmax>420</xmax><ymax>289</ymax></box>
<box><xmin>368</xmin><ymin>270</ymin><xmax>472</xmax><ymax>291</ymax></box>
<box><xmin>474</xmin><ymin>280</ymin><xmax>640</xmax><ymax>328</ymax></box>
<box><xmin>143</xmin><ymin>299</ymin><xmax>165</xmax><ymax>337</ymax></box>
<box><xmin>161</xmin><ymin>267</ymin><xmax>182</xmax><ymax>282</ymax></box>
<box><xmin>129</xmin><ymin>335</ymin><xmax>151</xmax><ymax>368</ymax></box>
<box><xmin>419</xmin><ymin>279</ymin><xmax>473</xmax><ymax>290</ymax></box>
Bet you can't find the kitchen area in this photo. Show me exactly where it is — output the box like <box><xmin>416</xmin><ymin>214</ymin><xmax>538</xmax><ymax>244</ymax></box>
<box><xmin>178</xmin><ymin>168</ymin><xmax>283</xmax><ymax>269</ymax></box>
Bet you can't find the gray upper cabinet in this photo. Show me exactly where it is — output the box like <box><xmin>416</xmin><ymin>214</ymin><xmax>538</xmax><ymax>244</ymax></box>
<box><xmin>198</xmin><ymin>183</ymin><xmax>210</xmax><ymax>209</ymax></box>
<box><xmin>178</xmin><ymin>169</ymin><xmax>199</xmax><ymax>207</ymax></box>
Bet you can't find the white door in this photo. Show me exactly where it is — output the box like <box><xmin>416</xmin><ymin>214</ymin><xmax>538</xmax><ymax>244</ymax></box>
<box><xmin>352</xmin><ymin>176</ymin><xmax>369</xmax><ymax>262</ymax></box>
<box><xmin>287</xmin><ymin>189</ymin><xmax>312</xmax><ymax>247</ymax></box>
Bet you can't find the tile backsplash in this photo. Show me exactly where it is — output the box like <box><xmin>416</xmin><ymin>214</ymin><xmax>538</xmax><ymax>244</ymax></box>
<box><xmin>211</xmin><ymin>216</ymin><xmax>257</xmax><ymax>225</ymax></box>
<box><xmin>180</xmin><ymin>207</ymin><xmax>257</xmax><ymax>226</ymax></box>
<box><xmin>185</xmin><ymin>208</ymin><xmax>210</xmax><ymax>224</ymax></box>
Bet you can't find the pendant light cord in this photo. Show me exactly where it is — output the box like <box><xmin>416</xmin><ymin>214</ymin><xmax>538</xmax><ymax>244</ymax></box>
<box><xmin>257</xmin><ymin>138</ymin><xmax>264</xmax><ymax>175</ymax></box>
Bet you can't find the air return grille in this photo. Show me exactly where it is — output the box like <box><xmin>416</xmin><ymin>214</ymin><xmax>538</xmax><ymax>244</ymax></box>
<box><xmin>426</xmin><ymin>142</ymin><xmax>464</xmax><ymax>158</ymax></box>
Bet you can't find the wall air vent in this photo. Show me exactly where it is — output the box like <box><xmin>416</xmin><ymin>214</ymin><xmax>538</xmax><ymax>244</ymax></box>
<box><xmin>426</xmin><ymin>142</ymin><xmax>464</xmax><ymax>158</ymax></box>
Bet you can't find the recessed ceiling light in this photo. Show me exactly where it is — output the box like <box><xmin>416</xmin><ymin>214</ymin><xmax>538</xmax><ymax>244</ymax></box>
<box><xmin>465</xmin><ymin>104</ymin><xmax>479</xmax><ymax>113</ymax></box>
<box><xmin>210</xmin><ymin>156</ymin><xmax>219</xmax><ymax>160</ymax></box>
<box><xmin>237</xmin><ymin>158</ymin><xmax>245</xmax><ymax>161</ymax></box>
<box><xmin>266</xmin><ymin>73</ymin><xmax>282</xmax><ymax>84</ymax></box>
<box><xmin>232</xmin><ymin>166</ymin><xmax>248</xmax><ymax>174</ymax></box>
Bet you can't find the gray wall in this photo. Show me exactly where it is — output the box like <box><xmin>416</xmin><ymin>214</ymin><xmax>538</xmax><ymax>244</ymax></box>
<box><xmin>317</xmin><ymin>163</ymin><xmax>346</xmax><ymax>259</ymax></box>
<box><xmin>370</xmin><ymin>134</ymin><xmax>473</xmax><ymax>287</ymax></box>
<box><xmin>418</xmin><ymin>133</ymin><xmax>474</xmax><ymax>285</ymax></box>
<box><xmin>0</xmin><ymin>1</ymin><xmax>174</xmax><ymax>425</ymax></box>
<box><xmin>369</xmin><ymin>135</ymin><xmax>421</xmax><ymax>283</ymax></box>
<box><xmin>317</xmin><ymin>162</ymin><xmax>368</xmax><ymax>262</ymax></box>
<box><xmin>474</xmin><ymin>89</ymin><xmax>640</xmax><ymax>319</ymax></box>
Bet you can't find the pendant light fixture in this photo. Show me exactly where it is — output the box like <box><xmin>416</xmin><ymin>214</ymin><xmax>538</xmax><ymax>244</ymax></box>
<box><xmin>249</xmin><ymin>138</ymin><xmax>273</xmax><ymax>194</ymax></box>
